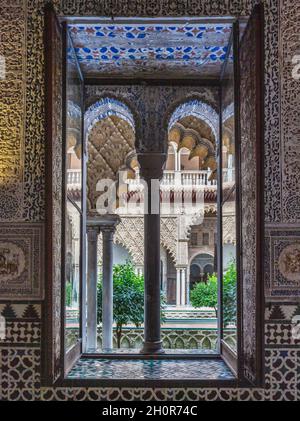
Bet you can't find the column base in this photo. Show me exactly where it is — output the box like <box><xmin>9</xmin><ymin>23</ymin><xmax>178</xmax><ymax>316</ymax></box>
<box><xmin>140</xmin><ymin>340</ymin><xmax>165</xmax><ymax>355</ymax></box>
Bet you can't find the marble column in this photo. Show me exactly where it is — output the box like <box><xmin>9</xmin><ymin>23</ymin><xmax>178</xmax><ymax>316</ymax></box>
<box><xmin>186</xmin><ymin>266</ymin><xmax>190</xmax><ymax>305</ymax></box>
<box><xmin>86</xmin><ymin>225</ymin><xmax>100</xmax><ymax>351</ymax></box>
<box><xmin>138</xmin><ymin>153</ymin><xmax>166</xmax><ymax>354</ymax></box>
<box><xmin>101</xmin><ymin>225</ymin><xmax>116</xmax><ymax>350</ymax></box>
<box><xmin>181</xmin><ymin>268</ymin><xmax>186</xmax><ymax>306</ymax></box>
<box><xmin>87</xmin><ymin>214</ymin><xmax>120</xmax><ymax>352</ymax></box>
<box><xmin>176</xmin><ymin>268</ymin><xmax>181</xmax><ymax>307</ymax></box>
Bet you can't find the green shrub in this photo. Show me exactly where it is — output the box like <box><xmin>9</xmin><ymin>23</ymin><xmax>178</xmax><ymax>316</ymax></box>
<box><xmin>190</xmin><ymin>260</ymin><xmax>237</xmax><ymax>327</ymax></box>
<box><xmin>97</xmin><ymin>261</ymin><xmax>165</xmax><ymax>348</ymax></box>
<box><xmin>65</xmin><ymin>281</ymin><xmax>73</xmax><ymax>308</ymax></box>
<box><xmin>190</xmin><ymin>274</ymin><xmax>218</xmax><ymax>316</ymax></box>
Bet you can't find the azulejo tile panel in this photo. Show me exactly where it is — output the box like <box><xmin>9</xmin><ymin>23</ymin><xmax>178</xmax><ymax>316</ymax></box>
<box><xmin>265</xmin><ymin>349</ymin><xmax>299</xmax><ymax>401</ymax></box>
<box><xmin>0</xmin><ymin>303</ymin><xmax>41</xmax><ymax>320</ymax></box>
<box><xmin>0</xmin><ymin>322</ymin><xmax>41</xmax><ymax>346</ymax></box>
<box><xmin>0</xmin><ymin>347</ymin><xmax>41</xmax><ymax>399</ymax></box>
<box><xmin>265</xmin><ymin>323</ymin><xmax>300</xmax><ymax>347</ymax></box>
<box><xmin>0</xmin><ymin>224</ymin><xmax>44</xmax><ymax>299</ymax></box>
<box><xmin>265</xmin><ymin>302</ymin><xmax>300</xmax><ymax>321</ymax></box>
<box><xmin>69</xmin><ymin>23</ymin><xmax>232</xmax><ymax>78</ymax></box>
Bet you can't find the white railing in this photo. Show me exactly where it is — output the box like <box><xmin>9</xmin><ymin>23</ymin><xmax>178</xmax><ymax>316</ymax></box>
<box><xmin>67</xmin><ymin>169</ymin><xmax>81</xmax><ymax>187</ymax></box>
<box><xmin>126</xmin><ymin>170</ymin><xmax>216</xmax><ymax>190</ymax></box>
<box><xmin>161</xmin><ymin>171</ymin><xmax>176</xmax><ymax>186</ymax></box>
<box><xmin>162</xmin><ymin>170</ymin><xmax>217</xmax><ymax>187</ymax></box>
<box><xmin>67</xmin><ymin>168</ymin><xmax>234</xmax><ymax>189</ymax></box>
<box><xmin>181</xmin><ymin>170</ymin><xmax>216</xmax><ymax>186</ymax></box>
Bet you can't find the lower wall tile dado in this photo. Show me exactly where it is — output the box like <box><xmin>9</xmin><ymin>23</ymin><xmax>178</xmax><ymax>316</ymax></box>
<box><xmin>0</xmin><ymin>303</ymin><xmax>299</xmax><ymax>401</ymax></box>
<box><xmin>0</xmin><ymin>302</ymin><xmax>299</xmax><ymax>401</ymax></box>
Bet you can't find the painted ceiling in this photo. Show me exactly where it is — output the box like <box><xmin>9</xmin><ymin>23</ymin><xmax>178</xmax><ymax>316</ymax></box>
<box><xmin>68</xmin><ymin>22</ymin><xmax>232</xmax><ymax>78</ymax></box>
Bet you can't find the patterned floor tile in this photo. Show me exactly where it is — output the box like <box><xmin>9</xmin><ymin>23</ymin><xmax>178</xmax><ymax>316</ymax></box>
<box><xmin>67</xmin><ymin>358</ymin><xmax>234</xmax><ymax>380</ymax></box>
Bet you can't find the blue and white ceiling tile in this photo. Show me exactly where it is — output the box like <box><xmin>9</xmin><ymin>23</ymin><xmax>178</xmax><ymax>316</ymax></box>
<box><xmin>68</xmin><ymin>23</ymin><xmax>232</xmax><ymax>78</ymax></box>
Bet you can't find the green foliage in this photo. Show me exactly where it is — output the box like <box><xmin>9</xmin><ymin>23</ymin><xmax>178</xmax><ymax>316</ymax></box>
<box><xmin>65</xmin><ymin>281</ymin><xmax>73</xmax><ymax>308</ymax></box>
<box><xmin>222</xmin><ymin>261</ymin><xmax>237</xmax><ymax>327</ymax></box>
<box><xmin>97</xmin><ymin>261</ymin><xmax>166</xmax><ymax>347</ymax></box>
<box><xmin>190</xmin><ymin>260</ymin><xmax>237</xmax><ymax>327</ymax></box>
<box><xmin>190</xmin><ymin>274</ymin><xmax>218</xmax><ymax>315</ymax></box>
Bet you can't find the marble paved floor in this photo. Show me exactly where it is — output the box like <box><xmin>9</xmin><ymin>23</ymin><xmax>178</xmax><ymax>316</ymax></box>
<box><xmin>67</xmin><ymin>358</ymin><xmax>234</xmax><ymax>380</ymax></box>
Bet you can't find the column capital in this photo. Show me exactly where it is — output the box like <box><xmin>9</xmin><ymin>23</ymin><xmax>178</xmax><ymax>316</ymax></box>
<box><xmin>87</xmin><ymin>214</ymin><xmax>120</xmax><ymax>229</ymax></box>
<box><xmin>86</xmin><ymin>224</ymin><xmax>100</xmax><ymax>241</ymax></box>
<box><xmin>101</xmin><ymin>224</ymin><xmax>117</xmax><ymax>238</ymax></box>
<box><xmin>137</xmin><ymin>153</ymin><xmax>167</xmax><ymax>181</ymax></box>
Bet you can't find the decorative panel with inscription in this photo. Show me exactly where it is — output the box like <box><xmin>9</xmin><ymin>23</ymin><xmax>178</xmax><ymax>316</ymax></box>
<box><xmin>0</xmin><ymin>223</ymin><xmax>44</xmax><ymax>299</ymax></box>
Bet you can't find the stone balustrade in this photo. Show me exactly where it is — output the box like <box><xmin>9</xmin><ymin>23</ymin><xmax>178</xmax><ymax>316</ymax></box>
<box><xmin>66</xmin><ymin>327</ymin><xmax>237</xmax><ymax>352</ymax></box>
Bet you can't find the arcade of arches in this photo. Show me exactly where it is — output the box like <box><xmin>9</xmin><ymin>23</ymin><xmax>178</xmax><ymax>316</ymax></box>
<box><xmin>82</xmin><ymin>98</ymin><xmax>236</xmax><ymax>307</ymax></box>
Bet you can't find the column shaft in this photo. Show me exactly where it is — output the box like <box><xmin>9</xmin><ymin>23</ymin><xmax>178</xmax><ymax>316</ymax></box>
<box><xmin>86</xmin><ymin>226</ymin><xmax>99</xmax><ymax>351</ymax></box>
<box><xmin>101</xmin><ymin>228</ymin><xmax>114</xmax><ymax>350</ymax></box>
<box><xmin>181</xmin><ymin>268</ymin><xmax>186</xmax><ymax>306</ymax></box>
<box><xmin>138</xmin><ymin>153</ymin><xmax>166</xmax><ymax>355</ymax></box>
<box><xmin>186</xmin><ymin>267</ymin><xmax>190</xmax><ymax>305</ymax></box>
<box><xmin>176</xmin><ymin>268</ymin><xmax>181</xmax><ymax>307</ymax></box>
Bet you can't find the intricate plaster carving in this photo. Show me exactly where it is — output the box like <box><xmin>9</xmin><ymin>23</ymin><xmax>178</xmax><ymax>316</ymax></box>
<box><xmin>168</xmin><ymin>99</ymin><xmax>219</xmax><ymax>141</ymax></box>
<box><xmin>87</xmin><ymin>115</ymin><xmax>135</xmax><ymax>210</ymax></box>
<box><xmin>85</xmin><ymin>85</ymin><xmax>219</xmax><ymax>153</ymax></box>
<box><xmin>239</xmin><ymin>6</ymin><xmax>262</xmax><ymax>382</ymax></box>
<box><xmin>161</xmin><ymin>217</ymin><xmax>178</xmax><ymax>263</ymax></box>
<box><xmin>114</xmin><ymin>217</ymin><xmax>144</xmax><ymax>266</ymax></box>
<box><xmin>0</xmin><ymin>1</ymin><xmax>26</xmax><ymax>221</ymax></box>
<box><xmin>280</xmin><ymin>0</ymin><xmax>300</xmax><ymax>223</ymax></box>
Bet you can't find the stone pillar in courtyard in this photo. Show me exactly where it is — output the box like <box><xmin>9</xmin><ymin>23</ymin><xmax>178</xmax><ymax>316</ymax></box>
<box><xmin>138</xmin><ymin>152</ymin><xmax>166</xmax><ymax>354</ymax></box>
<box><xmin>175</xmin><ymin>267</ymin><xmax>188</xmax><ymax>306</ymax></box>
<box><xmin>176</xmin><ymin>268</ymin><xmax>181</xmax><ymax>307</ymax></box>
<box><xmin>101</xmin><ymin>222</ymin><xmax>118</xmax><ymax>350</ymax></box>
<box><xmin>86</xmin><ymin>224</ymin><xmax>100</xmax><ymax>351</ymax></box>
<box><xmin>181</xmin><ymin>267</ymin><xmax>186</xmax><ymax>306</ymax></box>
<box><xmin>87</xmin><ymin>214</ymin><xmax>120</xmax><ymax>351</ymax></box>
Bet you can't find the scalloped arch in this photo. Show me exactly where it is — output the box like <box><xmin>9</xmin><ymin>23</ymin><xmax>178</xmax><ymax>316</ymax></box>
<box><xmin>167</xmin><ymin>99</ymin><xmax>219</xmax><ymax>142</ymax></box>
<box><xmin>85</xmin><ymin>97</ymin><xmax>135</xmax><ymax>137</ymax></box>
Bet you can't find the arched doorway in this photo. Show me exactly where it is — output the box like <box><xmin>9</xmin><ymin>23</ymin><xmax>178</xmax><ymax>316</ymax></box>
<box><xmin>189</xmin><ymin>253</ymin><xmax>214</xmax><ymax>290</ymax></box>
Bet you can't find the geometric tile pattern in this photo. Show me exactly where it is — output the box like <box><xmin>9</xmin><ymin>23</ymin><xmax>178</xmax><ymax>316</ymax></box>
<box><xmin>0</xmin><ymin>301</ymin><xmax>296</xmax><ymax>401</ymax></box>
<box><xmin>67</xmin><ymin>358</ymin><xmax>234</xmax><ymax>380</ymax></box>
<box><xmin>0</xmin><ymin>304</ymin><xmax>41</xmax><ymax>320</ymax></box>
<box><xmin>0</xmin><ymin>304</ymin><xmax>41</xmax><ymax>346</ymax></box>
<box><xmin>69</xmin><ymin>23</ymin><xmax>232</xmax><ymax>78</ymax></box>
<box><xmin>0</xmin><ymin>348</ymin><xmax>41</xmax><ymax>400</ymax></box>
<box><xmin>265</xmin><ymin>349</ymin><xmax>299</xmax><ymax>401</ymax></box>
<box><xmin>0</xmin><ymin>321</ymin><xmax>41</xmax><ymax>346</ymax></box>
<box><xmin>265</xmin><ymin>323</ymin><xmax>300</xmax><ymax>347</ymax></box>
<box><xmin>265</xmin><ymin>303</ymin><xmax>300</xmax><ymax>321</ymax></box>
